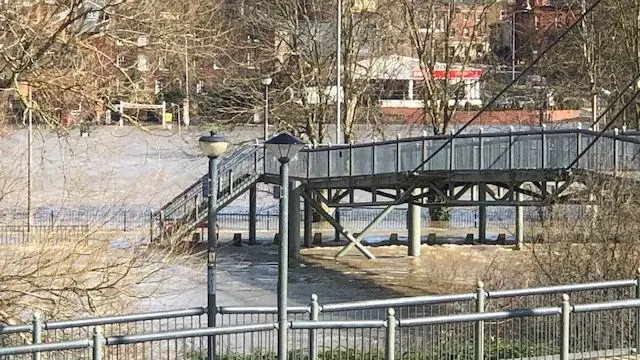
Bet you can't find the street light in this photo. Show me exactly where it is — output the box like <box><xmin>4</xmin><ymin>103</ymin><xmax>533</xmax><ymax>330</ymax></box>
<box><xmin>184</xmin><ymin>34</ymin><xmax>194</xmax><ymax>128</ymax></box>
<box><xmin>261</xmin><ymin>77</ymin><xmax>272</xmax><ymax>141</ymax></box>
<box><xmin>264</xmin><ymin>132</ymin><xmax>305</xmax><ymax>360</ymax></box>
<box><xmin>198</xmin><ymin>131</ymin><xmax>229</xmax><ymax>360</ymax></box>
<box><xmin>512</xmin><ymin>0</ymin><xmax>532</xmax><ymax>81</ymax></box>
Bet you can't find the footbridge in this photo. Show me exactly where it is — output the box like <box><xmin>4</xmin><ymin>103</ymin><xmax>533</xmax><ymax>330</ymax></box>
<box><xmin>151</xmin><ymin>126</ymin><xmax>640</xmax><ymax>258</ymax></box>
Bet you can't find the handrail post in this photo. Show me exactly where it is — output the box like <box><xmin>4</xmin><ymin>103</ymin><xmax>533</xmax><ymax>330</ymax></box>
<box><xmin>371</xmin><ymin>138</ymin><xmax>376</xmax><ymax>175</ymax></box>
<box><xmin>159</xmin><ymin>210</ymin><xmax>165</xmax><ymax>243</ymax></box>
<box><xmin>327</xmin><ymin>144</ymin><xmax>332</xmax><ymax>178</ymax></box>
<box><xmin>576</xmin><ymin>123</ymin><xmax>582</xmax><ymax>169</ymax></box>
<box><xmin>508</xmin><ymin>126</ymin><xmax>513</xmax><ymax>170</ymax></box>
<box><xmin>475</xmin><ymin>281</ymin><xmax>486</xmax><ymax>360</ymax></box>
<box><xmin>396</xmin><ymin>133</ymin><xmax>401</xmax><ymax>172</ymax></box>
<box><xmin>449</xmin><ymin>129</ymin><xmax>455</xmax><ymax>171</ymax></box>
<box><xmin>309</xmin><ymin>294</ymin><xmax>319</xmax><ymax>360</ymax></box>
<box><xmin>92</xmin><ymin>326</ymin><xmax>103</xmax><ymax>360</ymax></box>
<box><xmin>614</xmin><ymin>128</ymin><xmax>619</xmax><ymax>174</ymax></box>
<box><xmin>541</xmin><ymin>124</ymin><xmax>547</xmax><ymax>169</ymax></box>
<box><xmin>32</xmin><ymin>312</ymin><xmax>42</xmax><ymax>360</ymax></box>
<box><xmin>560</xmin><ymin>294</ymin><xmax>571</xmax><ymax>360</ymax></box>
<box><xmin>349</xmin><ymin>144</ymin><xmax>354</xmax><ymax>178</ymax></box>
<box><xmin>422</xmin><ymin>130</ymin><xmax>427</xmax><ymax>172</ymax></box>
<box><xmin>385</xmin><ymin>308</ymin><xmax>396</xmax><ymax>360</ymax></box>
<box><xmin>478</xmin><ymin>128</ymin><xmax>484</xmax><ymax>170</ymax></box>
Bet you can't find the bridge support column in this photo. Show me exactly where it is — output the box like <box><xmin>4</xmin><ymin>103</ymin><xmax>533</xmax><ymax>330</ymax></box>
<box><xmin>303</xmin><ymin>192</ymin><xmax>313</xmax><ymax>248</ymax></box>
<box><xmin>288</xmin><ymin>183</ymin><xmax>301</xmax><ymax>259</ymax></box>
<box><xmin>515</xmin><ymin>191</ymin><xmax>524</xmax><ymax>250</ymax></box>
<box><xmin>478</xmin><ymin>184</ymin><xmax>487</xmax><ymax>244</ymax></box>
<box><xmin>249</xmin><ymin>185</ymin><xmax>257</xmax><ymax>245</ymax></box>
<box><xmin>408</xmin><ymin>190</ymin><xmax>421</xmax><ymax>257</ymax></box>
<box><xmin>334</xmin><ymin>208</ymin><xmax>341</xmax><ymax>242</ymax></box>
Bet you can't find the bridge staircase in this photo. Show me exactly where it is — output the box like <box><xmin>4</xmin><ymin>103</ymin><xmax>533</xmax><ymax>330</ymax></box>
<box><xmin>150</xmin><ymin>143</ymin><xmax>263</xmax><ymax>246</ymax></box>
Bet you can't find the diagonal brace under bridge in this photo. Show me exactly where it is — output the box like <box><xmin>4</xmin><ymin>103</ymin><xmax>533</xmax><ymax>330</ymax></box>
<box><xmin>299</xmin><ymin>191</ymin><xmax>376</xmax><ymax>260</ymax></box>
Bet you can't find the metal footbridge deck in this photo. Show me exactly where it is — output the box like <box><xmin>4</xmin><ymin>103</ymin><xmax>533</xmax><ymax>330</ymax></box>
<box><xmin>151</xmin><ymin>127</ymin><xmax>640</xmax><ymax>254</ymax></box>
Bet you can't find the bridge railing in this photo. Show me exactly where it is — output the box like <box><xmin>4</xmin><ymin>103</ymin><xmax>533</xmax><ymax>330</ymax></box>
<box><xmin>264</xmin><ymin>128</ymin><xmax>640</xmax><ymax>179</ymax></box>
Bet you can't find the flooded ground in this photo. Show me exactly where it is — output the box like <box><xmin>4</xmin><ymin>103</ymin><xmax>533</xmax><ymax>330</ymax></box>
<box><xmin>145</xmin><ymin>232</ymin><xmax>531</xmax><ymax>312</ymax></box>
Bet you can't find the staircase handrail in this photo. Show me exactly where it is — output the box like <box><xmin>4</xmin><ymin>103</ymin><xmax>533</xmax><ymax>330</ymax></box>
<box><xmin>154</xmin><ymin>143</ymin><xmax>262</xmax><ymax>216</ymax></box>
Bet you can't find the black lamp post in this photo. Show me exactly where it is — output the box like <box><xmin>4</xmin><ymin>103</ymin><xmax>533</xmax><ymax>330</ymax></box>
<box><xmin>264</xmin><ymin>133</ymin><xmax>305</xmax><ymax>360</ymax></box>
<box><xmin>198</xmin><ymin>132</ymin><xmax>229</xmax><ymax>360</ymax></box>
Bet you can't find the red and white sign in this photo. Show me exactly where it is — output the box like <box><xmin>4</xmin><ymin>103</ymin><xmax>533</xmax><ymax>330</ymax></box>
<box><xmin>411</xmin><ymin>67</ymin><xmax>483</xmax><ymax>80</ymax></box>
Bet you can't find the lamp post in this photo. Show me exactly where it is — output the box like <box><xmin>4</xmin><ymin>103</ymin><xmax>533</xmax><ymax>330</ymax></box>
<box><xmin>184</xmin><ymin>34</ymin><xmax>194</xmax><ymax>128</ymax></box>
<box><xmin>511</xmin><ymin>0</ymin><xmax>532</xmax><ymax>81</ymax></box>
<box><xmin>264</xmin><ymin>133</ymin><xmax>305</xmax><ymax>360</ymax></box>
<box><xmin>198</xmin><ymin>132</ymin><xmax>229</xmax><ymax>360</ymax></box>
<box><xmin>261</xmin><ymin>77</ymin><xmax>272</xmax><ymax>141</ymax></box>
<box><xmin>336</xmin><ymin>0</ymin><xmax>342</xmax><ymax>144</ymax></box>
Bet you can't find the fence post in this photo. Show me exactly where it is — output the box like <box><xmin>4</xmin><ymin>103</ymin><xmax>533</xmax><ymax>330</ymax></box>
<box><xmin>149</xmin><ymin>210</ymin><xmax>154</xmax><ymax>242</ymax></box>
<box><xmin>385</xmin><ymin>308</ymin><xmax>396</xmax><ymax>360</ymax></box>
<box><xmin>50</xmin><ymin>210</ymin><xmax>54</xmax><ymax>228</ymax></box>
<box><xmin>92</xmin><ymin>326</ymin><xmax>103</xmax><ymax>360</ymax></box>
<box><xmin>475</xmin><ymin>281</ymin><xmax>486</xmax><ymax>360</ymax></box>
<box><xmin>309</xmin><ymin>294</ymin><xmax>319</xmax><ymax>360</ymax></box>
<box><xmin>560</xmin><ymin>294</ymin><xmax>571</xmax><ymax>360</ymax></box>
<box><xmin>635</xmin><ymin>268</ymin><xmax>640</xmax><ymax>351</ymax></box>
<box><xmin>32</xmin><ymin>311</ymin><xmax>42</xmax><ymax>360</ymax></box>
<box><xmin>159</xmin><ymin>210</ymin><xmax>166</xmax><ymax>243</ymax></box>
<box><xmin>123</xmin><ymin>209</ymin><xmax>127</xmax><ymax>232</ymax></box>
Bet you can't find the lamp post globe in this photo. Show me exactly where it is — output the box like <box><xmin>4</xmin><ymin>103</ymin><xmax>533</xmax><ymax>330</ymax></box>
<box><xmin>261</xmin><ymin>77</ymin><xmax>273</xmax><ymax>87</ymax></box>
<box><xmin>264</xmin><ymin>132</ymin><xmax>305</xmax><ymax>163</ymax></box>
<box><xmin>199</xmin><ymin>131</ymin><xmax>228</xmax><ymax>360</ymax></box>
<box><xmin>199</xmin><ymin>132</ymin><xmax>229</xmax><ymax>158</ymax></box>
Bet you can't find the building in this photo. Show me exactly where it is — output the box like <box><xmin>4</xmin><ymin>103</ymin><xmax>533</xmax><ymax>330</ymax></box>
<box><xmin>492</xmin><ymin>0</ymin><xmax>577</xmax><ymax>63</ymax></box>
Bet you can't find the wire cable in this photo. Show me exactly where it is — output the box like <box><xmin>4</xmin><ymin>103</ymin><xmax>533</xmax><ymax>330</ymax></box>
<box><xmin>411</xmin><ymin>0</ymin><xmax>610</xmax><ymax>174</ymax></box>
<box><xmin>566</xmin><ymin>75</ymin><xmax>640</xmax><ymax>170</ymax></box>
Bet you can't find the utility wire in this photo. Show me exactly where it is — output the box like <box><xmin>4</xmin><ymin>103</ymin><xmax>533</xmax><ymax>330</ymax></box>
<box><xmin>411</xmin><ymin>0</ymin><xmax>609</xmax><ymax>174</ymax></box>
<box><xmin>566</xmin><ymin>75</ymin><xmax>640</xmax><ymax>170</ymax></box>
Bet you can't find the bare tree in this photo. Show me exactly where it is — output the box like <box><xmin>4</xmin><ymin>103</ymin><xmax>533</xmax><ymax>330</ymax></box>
<box><xmin>399</xmin><ymin>0</ymin><xmax>496</xmax><ymax>134</ymax></box>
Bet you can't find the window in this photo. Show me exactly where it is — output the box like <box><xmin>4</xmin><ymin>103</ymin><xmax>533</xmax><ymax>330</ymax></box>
<box><xmin>154</xmin><ymin>79</ymin><xmax>163</xmax><ymax>95</ymax></box>
<box><xmin>85</xmin><ymin>11</ymin><xmax>99</xmax><ymax>21</ymax></box>
<box><xmin>116</xmin><ymin>53</ymin><xmax>125</xmax><ymax>67</ymax></box>
<box><xmin>196</xmin><ymin>80</ymin><xmax>204</xmax><ymax>94</ymax></box>
<box><xmin>137</xmin><ymin>35</ymin><xmax>149</xmax><ymax>47</ymax></box>
<box><xmin>137</xmin><ymin>54</ymin><xmax>148</xmax><ymax>71</ymax></box>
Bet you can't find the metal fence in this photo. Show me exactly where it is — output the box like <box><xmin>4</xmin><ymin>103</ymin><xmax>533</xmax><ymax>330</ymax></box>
<box><xmin>215</xmin><ymin>206</ymin><xmax>582</xmax><ymax>232</ymax></box>
<box><xmin>0</xmin><ymin>204</ymin><xmax>571</xmax><ymax>245</ymax></box>
<box><xmin>2</xmin><ymin>277</ymin><xmax>640</xmax><ymax>359</ymax></box>
<box><xmin>0</xmin><ymin>225</ymin><xmax>89</xmax><ymax>245</ymax></box>
<box><xmin>0</xmin><ymin>208</ymin><xmax>152</xmax><ymax>232</ymax></box>
<box><xmin>2</xmin><ymin>290</ymin><xmax>640</xmax><ymax>359</ymax></box>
